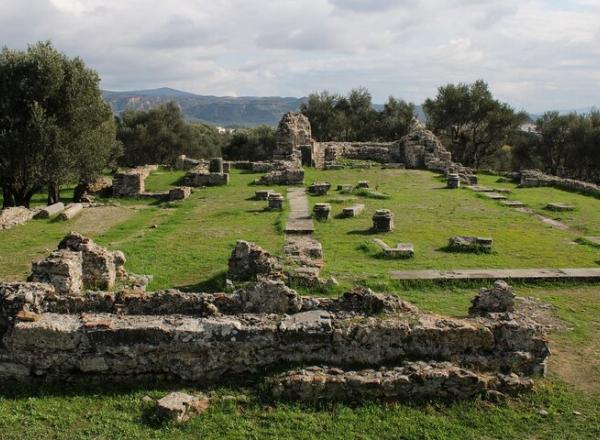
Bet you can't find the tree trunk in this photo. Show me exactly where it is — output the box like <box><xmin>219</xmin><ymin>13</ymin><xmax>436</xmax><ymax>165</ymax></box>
<box><xmin>2</xmin><ymin>186</ymin><xmax>15</xmax><ymax>208</ymax></box>
<box><xmin>47</xmin><ymin>183</ymin><xmax>60</xmax><ymax>205</ymax></box>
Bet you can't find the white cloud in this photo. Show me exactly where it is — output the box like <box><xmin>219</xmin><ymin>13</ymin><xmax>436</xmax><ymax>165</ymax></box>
<box><xmin>1</xmin><ymin>0</ymin><xmax>599</xmax><ymax>110</ymax></box>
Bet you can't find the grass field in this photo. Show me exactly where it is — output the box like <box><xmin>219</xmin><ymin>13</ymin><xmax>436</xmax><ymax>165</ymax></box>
<box><xmin>0</xmin><ymin>167</ymin><xmax>599</xmax><ymax>439</ymax></box>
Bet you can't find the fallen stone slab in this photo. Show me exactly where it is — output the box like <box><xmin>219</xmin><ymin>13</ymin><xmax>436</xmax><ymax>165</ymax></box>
<box><xmin>373</xmin><ymin>239</ymin><xmax>414</xmax><ymax>259</ymax></box>
<box><xmin>254</xmin><ymin>190</ymin><xmax>273</xmax><ymax>200</ymax></box>
<box><xmin>545</xmin><ymin>202</ymin><xmax>575</xmax><ymax>212</ymax></box>
<box><xmin>155</xmin><ymin>392</ymin><xmax>210</xmax><ymax>422</ymax></box>
<box><xmin>168</xmin><ymin>186</ymin><xmax>192</xmax><ymax>201</ymax></box>
<box><xmin>341</xmin><ymin>204</ymin><xmax>365</xmax><ymax>218</ymax></box>
<box><xmin>34</xmin><ymin>202</ymin><xmax>65</xmax><ymax>219</ymax></box>
<box><xmin>501</xmin><ymin>200</ymin><xmax>525</xmax><ymax>208</ymax></box>
<box><xmin>481</xmin><ymin>192</ymin><xmax>508</xmax><ymax>200</ymax></box>
<box><xmin>515</xmin><ymin>207</ymin><xmax>570</xmax><ymax>230</ymax></box>
<box><xmin>57</xmin><ymin>203</ymin><xmax>84</xmax><ymax>221</ymax></box>
<box><xmin>579</xmin><ymin>236</ymin><xmax>600</xmax><ymax>247</ymax></box>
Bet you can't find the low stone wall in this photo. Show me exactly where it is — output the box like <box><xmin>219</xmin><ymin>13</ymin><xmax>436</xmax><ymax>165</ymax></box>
<box><xmin>519</xmin><ymin>170</ymin><xmax>600</xmax><ymax>198</ymax></box>
<box><xmin>0</xmin><ymin>278</ymin><xmax>548</xmax><ymax>390</ymax></box>
<box><xmin>256</xmin><ymin>161</ymin><xmax>304</xmax><ymax>186</ymax></box>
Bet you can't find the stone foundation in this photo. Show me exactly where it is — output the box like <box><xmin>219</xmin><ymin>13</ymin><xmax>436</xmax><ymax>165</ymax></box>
<box><xmin>519</xmin><ymin>169</ymin><xmax>600</xmax><ymax>198</ymax></box>
<box><xmin>0</xmin><ymin>280</ymin><xmax>549</xmax><ymax>393</ymax></box>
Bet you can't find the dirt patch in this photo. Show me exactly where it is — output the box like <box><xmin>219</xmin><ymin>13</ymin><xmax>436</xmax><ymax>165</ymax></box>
<box><xmin>68</xmin><ymin>205</ymin><xmax>138</xmax><ymax>236</ymax></box>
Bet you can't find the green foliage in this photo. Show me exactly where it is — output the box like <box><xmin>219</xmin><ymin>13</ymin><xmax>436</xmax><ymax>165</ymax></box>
<box><xmin>513</xmin><ymin>110</ymin><xmax>600</xmax><ymax>182</ymax></box>
<box><xmin>116</xmin><ymin>102</ymin><xmax>224</xmax><ymax>166</ymax></box>
<box><xmin>222</xmin><ymin>125</ymin><xmax>276</xmax><ymax>161</ymax></box>
<box><xmin>0</xmin><ymin>41</ymin><xmax>118</xmax><ymax>207</ymax></box>
<box><xmin>423</xmin><ymin>80</ymin><xmax>528</xmax><ymax>169</ymax></box>
<box><xmin>301</xmin><ymin>88</ymin><xmax>415</xmax><ymax>142</ymax></box>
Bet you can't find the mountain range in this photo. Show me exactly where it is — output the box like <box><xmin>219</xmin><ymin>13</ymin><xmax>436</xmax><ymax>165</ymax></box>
<box><xmin>102</xmin><ymin>87</ymin><xmax>595</xmax><ymax>128</ymax></box>
<box><xmin>102</xmin><ymin>88</ymin><xmax>306</xmax><ymax>127</ymax></box>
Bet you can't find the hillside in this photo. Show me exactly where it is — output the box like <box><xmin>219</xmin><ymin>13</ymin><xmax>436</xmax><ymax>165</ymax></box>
<box><xmin>102</xmin><ymin>88</ymin><xmax>306</xmax><ymax>127</ymax></box>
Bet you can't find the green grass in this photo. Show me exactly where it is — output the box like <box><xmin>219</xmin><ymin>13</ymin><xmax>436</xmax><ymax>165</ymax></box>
<box><xmin>1</xmin><ymin>167</ymin><xmax>600</xmax><ymax>439</ymax></box>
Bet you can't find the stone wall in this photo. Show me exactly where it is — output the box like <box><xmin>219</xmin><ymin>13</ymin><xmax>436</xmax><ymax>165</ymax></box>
<box><xmin>0</xmin><ymin>275</ymin><xmax>548</xmax><ymax>397</ymax></box>
<box><xmin>519</xmin><ymin>169</ymin><xmax>600</xmax><ymax>198</ymax></box>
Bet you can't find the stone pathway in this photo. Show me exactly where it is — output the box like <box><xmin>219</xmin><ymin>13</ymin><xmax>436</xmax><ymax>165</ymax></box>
<box><xmin>515</xmin><ymin>207</ymin><xmax>570</xmax><ymax>230</ymax></box>
<box><xmin>285</xmin><ymin>187</ymin><xmax>314</xmax><ymax>234</ymax></box>
<box><xmin>283</xmin><ymin>187</ymin><xmax>323</xmax><ymax>286</ymax></box>
<box><xmin>390</xmin><ymin>267</ymin><xmax>600</xmax><ymax>281</ymax></box>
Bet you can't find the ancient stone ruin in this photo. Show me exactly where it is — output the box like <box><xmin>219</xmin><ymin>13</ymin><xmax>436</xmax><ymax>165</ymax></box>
<box><xmin>184</xmin><ymin>159</ymin><xmax>229</xmax><ymax>187</ymax></box>
<box><xmin>372</xmin><ymin>209</ymin><xmax>394</xmax><ymax>232</ymax></box>
<box><xmin>112</xmin><ymin>167</ymin><xmax>150</xmax><ymax>197</ymax></box>
<box><xmin>0</xmin><ymin>207</ymin><xmax>35</xmax><ymax>231</ymax></box>
<box><xmin>518</xmin><ymin>169</ymin><xmax>600</xmax><ymax>198</ymax></box>
<box><xmin>0</xmin><ymin>264</ymin><xmax>549</xmax><ymax>404</ymax></box>
<box><xmin>227</xmin><ymin>240</ymin><xmax>281</xmax><ymax>282</ymax></box>
<box><xmin>448</xmin><ymin>236</ymin><xmax>493</xmax><ymax>253</ymax></box>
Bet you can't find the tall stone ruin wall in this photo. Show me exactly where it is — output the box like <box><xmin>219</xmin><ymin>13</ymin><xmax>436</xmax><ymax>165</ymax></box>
<box><xmin>274</xmin><ymin>112</ymin><xmax>312</xmax><ymax>165</ymax></box>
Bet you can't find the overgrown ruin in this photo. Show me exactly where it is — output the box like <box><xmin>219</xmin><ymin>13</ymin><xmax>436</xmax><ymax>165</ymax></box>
<box><xmin>0</xmin><ymin>234</ymin><xmax>549</xmax><ymax>404</ymax></box>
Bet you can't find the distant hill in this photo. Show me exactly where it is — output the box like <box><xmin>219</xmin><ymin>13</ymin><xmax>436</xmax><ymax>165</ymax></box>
<box><xmin>102</xmin><ymin>88</ymin><xmax>307</xmax><ymax>127</ymax></box>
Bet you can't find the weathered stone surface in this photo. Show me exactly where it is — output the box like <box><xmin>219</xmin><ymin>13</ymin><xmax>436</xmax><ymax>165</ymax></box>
<box><xmin>257</xmin><ymin>162</ymin><xmax>304</xmax><ymax>186</ymax></box>
<box><xmin>274</xmin><ymin>112</ymin><xmax>311</xmax><ymax>164</ymax></box>
<box><xmin>184</xmin><ymin>167</ymin><xmax>229</xmax><ymax>187</ymax></box>
<box><xmin>168</xmin><ymin>186</ymin><xmax>192</xmax><ymax>201</ymax></box>
<box><xmin>470</xmin><ymin>280</ymin><xmax>515</xmax><ymax>316</ymax></box>
<box><xmin>447</xmin><ymin>173</ymin><xmax>460</xmax><ymax>189</ymax></box>
<box><xmin>28</xmin><ymin>250</ymin><xmax>83</xmax><ymax>296</ymax></box>
<box><xmin>255</xmin><ymin>190</ymin><xmax>272</xmax><ymax>200</ymax></box>
<box><xmin>58</xmin><ymin>233</ymin><xmax>120</xmax><ymax>290</ymax></box>
<box><xmin>308</xmin><ymin>182</ymin><xmax>330</xmax><ymax>196</ymax></box>
<box><xmin>267</xmin><ymin>363</ymin><xmax>532</xmax><ymax>402</ymax></box>
<box><xmin>235</xmin><ymin>280</ymin><xmax>302</xmax><ymax>314</ymax></box>
<box><xmin>113</xmin><ymin>168</ymin><xmax>147</xmax><ymax>196</ymax></box>
<box><xmin>373</xmin><ymin>239</ymin><xmax>414</xmax><ymax>259</ymax></box>
<box><xmin>267</xmin><ymin>193</ymin><xmax>284</xmax><ymax>210</ymax></box>
<box><xmin>34</xmin><ymin>202</ymin><xmax>65</xmax><ymax>219</ymax></box>
<box><xmin>57</xmin><ymin>203</ymin><xmax>84</xmax><ymax>221</ymax></box>
<box><xmin>74</xmin><ymin>177</ymin><xmax>113</xmax><ymax>202</ymax></box>
<box><xmin>156</xmin><ymin>392</ymin><xmax>210</xmax><ymax>422</ymax></box>
<box><xmin>356</xmin><ymin>181</ymin><xmax>369</xmax><ymax>189</ymax></box>
<box><xmin>0</xmin><ymin>207</ymin><xmax>34</xmax><ymax>230</ymax></box>
<box><xmin>341</xmin><ymin>204</ymin><xmax>365</xmax><ymax>218</ymax></box>
<box><xmin>448</xmin><ymin>236</ymin><xmax>493</xmax><ymax>253</ymax></box>
<box><xmin>501</xmin><ymin>201</ymin><xmax>526</xmax><ymax>208</ymax></box>
<box><xmin>313</xmin><ymin>203</ymin><xmax>331</xmax><ymax>221</ymax></box>
<box><xmin>372</xmin><ymin>209</ymin><xmax>394</xmax><ymax>232</ymax></box>
<box><xmin>227</xmin><ymin>240</ymin><xmax>280</xmax><ymax>281</ymax></box>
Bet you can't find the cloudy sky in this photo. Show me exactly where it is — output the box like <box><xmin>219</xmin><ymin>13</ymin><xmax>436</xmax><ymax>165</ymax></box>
<box><xmin>2</xmin><ymin>0</ymin><xmax>600</xmax><ymax>111</ymax></box>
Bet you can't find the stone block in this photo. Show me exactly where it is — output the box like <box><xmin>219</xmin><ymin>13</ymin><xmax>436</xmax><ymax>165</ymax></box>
<box><xmin>268</xmin><ymin>193</ymin><xmax>284</xmax><ymax>210</ymax></box>
<box><xmin>545</xmin><ymin>203</ymin><xmax>575</xmax><ymax>212</ymax></box>
<box><xmin>209</xmin><ymin>157</ymin><xmax>224</xmax><ymax>173</ymax></box>
<box><xmin>447</xmin><ymin>173</ymin><xmax>460</xmax><ymax>189</ymax></box>
<box><xmin>372</xmin><ymin>209</ymin><xmax>394</xmax><ymax>232</ymax></box>
<box><xmin>0</xmin><ymin>207</ymin><xmax>34</xmax><ymax>230</ymax></box>
<box><xmin>356</xmin><ymin>181</ymin><xmax>369</xmax><ymax>189</ymax></box>
<box><xmin>313</xmin><ymin>203</ymin><xmax>331</xmax><ymax>221</ymax></box>
<box><xmin>469</xmin><ymin>280</ymin><xmax>515</xmax><ymax>315</ymax></box>
<box><xmin>168</xmin><ymin>186</ymin><xmax>192</xmax><ymax>201</ymax></box>
<box><xmin>341</xmin><ymin>204</ymin><xmax>365</xmax><ymax>218</ymax></box>
<box><xmin>156</xmin><ymin>392</ymin><xmax>210</xmax><ymax>422</ymax></box>
<box><xmin>308</xmin><ymin>182</ymin><xmax>331</xmax><ymax>196</ymax></box>
<box><xmin>448</xmin><ymin>236</ymin><xmax>493</xmax><ymax>253</ymax></box>
<box><xmin>255</xmin><ymin>190</ymin><xmax>272</xmax><ymax>200</ymax></box>
<box><xmin>29</xmin><ymin>250</ymin><xmax>83</xmax><ymax>296</ymax></box>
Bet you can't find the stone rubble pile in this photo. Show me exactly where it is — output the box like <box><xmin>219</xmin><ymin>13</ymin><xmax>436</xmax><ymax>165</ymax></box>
<box><xmin>227</xmin><ymin>240</ymin><xmax>281</xmax><ymax>282</ymax></box>
<box><xmin>0</xmin><ymin>207</ymin><xmax>35</xmax><ymax>230</ymax></box>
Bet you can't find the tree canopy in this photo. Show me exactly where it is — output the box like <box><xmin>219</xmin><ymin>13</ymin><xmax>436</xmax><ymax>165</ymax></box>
<box><xmin>301</xmin><ymin>88</ymin><xmax>415</xmax><ymax>142</ymax></box>
<box><xmin>0</xmin><ymin>41</ymin><xmax>118</xmax><ymax>207</ymax></box>
<box><xmin>423</xmin><ymin>80</ymin><xmax>527</xmax><ymax>168</ymax></box>
<box><xmin>116</xmin><ymin>102</ymin><xmax>224</xmax><ymax>166</ymax></box>
<box><xmin>222</xmin><ymin>125</ymin><xmax>276</xmax><ymax>161</ymax></box>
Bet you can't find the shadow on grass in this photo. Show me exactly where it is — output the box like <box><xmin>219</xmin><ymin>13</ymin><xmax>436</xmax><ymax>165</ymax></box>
<box><xmin>436</xmin><ymin>246</ymin><xmax>495</xmax><ymax>255</ymax></box>
<box><xmin>177</xmin><ymin>271</ymin><xmax>227</xmax><ymax>293</ymax></box>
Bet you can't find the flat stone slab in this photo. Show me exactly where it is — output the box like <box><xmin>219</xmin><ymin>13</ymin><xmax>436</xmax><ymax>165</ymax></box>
<box><xmin>391</xmin><ymin>268</ymin><xmax>600</xmax><ymax>281</ymax></box>
<box><xmin>480</xmin><ymin>192</ymin><xmax>508</xmax><ymax>200</ymax></box>
<box><xmin>373</xmin><ymin>239</ymin><xmax>414</xmax><ymax>259</ymax></box>
<box><xmin>545</xmin><ymin>203</ymin><xmax>576</xmax><ymax>212</ymax></box>
<box><xmin>501</xmin><ymin>200</ymin><xmax>525</xmax><ymax>208</ymax></box>
<box><xmin>285</xmin><ymin>188</ymin><xmax>314</xmax><ymax>234</ymax></box>
<box><xmin>516</xmin><ymin>207</ymin><xmax>570</xmax><ymax>230</ymax></box>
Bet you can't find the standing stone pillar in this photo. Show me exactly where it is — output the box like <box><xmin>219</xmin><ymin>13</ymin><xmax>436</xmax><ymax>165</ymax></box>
<box><xmin>372</xmin><ymin>209</ymin><xmax>394</xmax><ymax>232</ymax></box>
<box><xmin>268</xmin><ymin>193</ymin><xmax>284</xmax><ymax>210</ymax></box>
<box><xmin>209</xmin><ymin>158</ymin><xmax>224</xmax><ymax>173</ymax></box>
<box><xmin>313</xmin><ymin>203</ymin><xmax>331</xmax><ymax>221</ymax></box>
<box><xmin>447</xmin><ymin>173</ymin><xmax>460</xmax><ymax>189</ymax></box>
